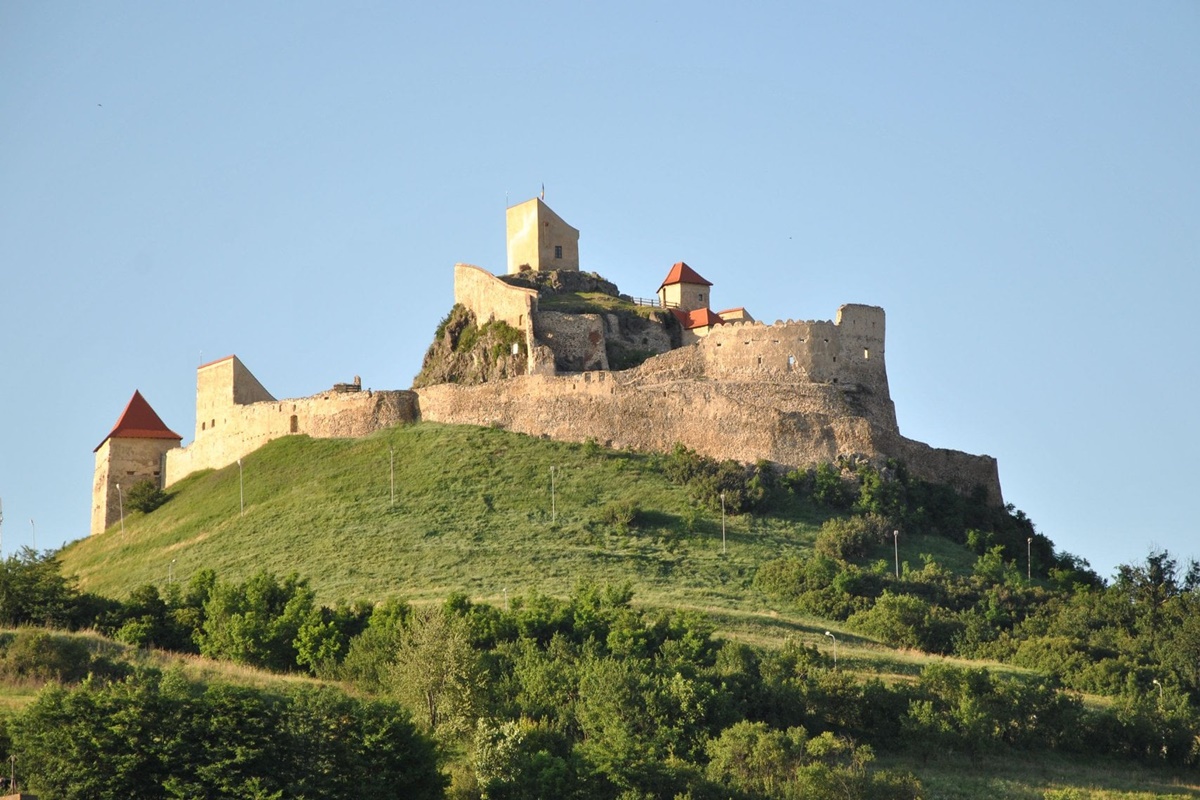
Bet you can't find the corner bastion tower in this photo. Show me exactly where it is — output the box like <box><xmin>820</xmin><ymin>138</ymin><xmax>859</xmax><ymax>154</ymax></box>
<box><xmin>91</xmin><ymin>391</ymin><xmax>182</xmax><ymax>535</ymax></box>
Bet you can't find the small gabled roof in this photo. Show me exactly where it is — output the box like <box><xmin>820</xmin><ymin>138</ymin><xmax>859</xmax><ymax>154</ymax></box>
<box><xmin>658</xmin><ymin>261</ymin><xmax>713</xmax><ymax>292</ymax></box>
<box><xmin>671</xmin><ymin>307</ymin><xmax>726</xmax><ymax>331</ymax></box>
<box><xmin>94</xmin><ymin>390</ymin><xmax>182</xmax><ymax>452</ymax></box>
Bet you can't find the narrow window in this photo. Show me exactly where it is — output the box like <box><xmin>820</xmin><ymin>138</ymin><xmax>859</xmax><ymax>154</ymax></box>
<box><xmin>788</xmin><ymin>355</ymin><xmax>796</xmax><ymax>370</ymax></box>
<box><xmin>201</xmin><ymin>422</ymin><xmax>206</xmax><ymax>431</ymax></box>
<box><xmin>555</xmin><ymin>245</ymin><xmax>563</xmax><ymax>259</ymax></box>
<box><xmin>211</xmin><ymin>419</ymin><xmax>216</xmax><ymax>428</ymax></box>
<box><xmin>863</xmin><ymin>348</ymin><xmax>870</xmax><ymax>360</ymax></box>
<box><xmin>698</xmin><ymin>293</ymin><xmax>705</xmax><ymax>302</ymax></box>
<box><xmin>290</xmin><ymin>415</ymin><xmax>299</xmax><ymax>433</ymax></box>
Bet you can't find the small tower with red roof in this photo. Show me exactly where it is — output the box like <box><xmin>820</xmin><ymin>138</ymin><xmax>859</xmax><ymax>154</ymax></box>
<box><xmin>657</xmin><ymin>261</ymin><xmax>712</xmax><ymax>312</ymax></box>
<box><xmin>91</xmin><ymin>391</ymin><xmax>182</xmax><ymax>535</ymax></box>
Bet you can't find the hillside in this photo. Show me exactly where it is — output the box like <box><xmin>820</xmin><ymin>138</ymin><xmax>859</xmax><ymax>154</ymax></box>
<box><xmin>62</xmin><ymin>422</ymin><xmax>829</xmax><ymax>610</ymax></box>
<box><xmin>41</xmin><ymin>422</ymin><xmax>1200</xmax><ymax>798</ymax></box>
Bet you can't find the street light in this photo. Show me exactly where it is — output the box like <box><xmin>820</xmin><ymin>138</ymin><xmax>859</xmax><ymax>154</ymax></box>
<box><xmin>1027</xmin><ymin>537</ymin><xmax>1033</xmax><ymax>581</ymax></box>
<box><xmin>116</xmin><ymin>482</ymin><xmax>125</xmax><ymax>532</ymax></box>
<box><xmin>1153</xmin><ymin>678</ymin><xmax>1163</xmax><ymax>702</ymax></box>
<box><xmin>389</xmin><ymin>446</ymin><xmax>396</xmax><ymax>509</ymax></box>
<box><xmin>550</xmin><ymin>466</ymin><xmax>557</xmax><ymax>524</ymax></box>
<box><xmin>720</xmin><ymin>491</ymin><xmax>727</xmax><ymax>555</ymax></box>
<box><xmin>169</xmin><ymin>558</ymin><xmax>176</xmax><ymax>585</ymax></box>
<box><xmin>238</xmin><ymin>458</ymin><xmax>244</xmax><ymax>517</ymax></box>
<box><xmin>825</xmin><ymin>630</ymin><xmax>838</xmax><ymax>669</ymax></box>
<box><xmin>893</xmin><ymin>530</ymin><xmax>900</xmax><ymax>579</ymax></box>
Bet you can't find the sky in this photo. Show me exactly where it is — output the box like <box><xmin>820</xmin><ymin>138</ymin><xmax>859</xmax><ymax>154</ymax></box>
<box><xmin>2</xmin><ymin>2</ymin><xmax>1197</xmax><ymax>581</ymax></box>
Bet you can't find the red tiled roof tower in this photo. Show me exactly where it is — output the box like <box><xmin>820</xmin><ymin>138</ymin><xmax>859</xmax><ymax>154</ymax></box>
<box><xmin>657</xmin><ymin>261</ymin><xmax>713</xmax><ymax>292</ymax></box>
<box><xmin>94</xmin><ymin>390</ymin><xmax>182</xmax><ymax>452</ymax></box>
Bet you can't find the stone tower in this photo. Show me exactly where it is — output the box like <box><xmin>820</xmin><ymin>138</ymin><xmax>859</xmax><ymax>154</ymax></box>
<box><xmin>505</xmin><ymin>197</ymin><xmax>580</xmax><ymax>274</ymax></box>
<box><xmin>91</xmin><ymin>391</ymin><xmax>182</xmax><ymax>535</ymax></box>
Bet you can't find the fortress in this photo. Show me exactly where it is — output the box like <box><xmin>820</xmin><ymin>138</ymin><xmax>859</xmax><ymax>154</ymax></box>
<box><xmin>91</xmin><ymin>197</ymin><xmax>1002</xmax><ymax>534</ymax></box>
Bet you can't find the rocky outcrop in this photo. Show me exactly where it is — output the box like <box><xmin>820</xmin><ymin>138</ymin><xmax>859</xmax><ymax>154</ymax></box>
<box><xmin>412</xmin><ymin>305</ymin><xmax>527</xmax><ymax>388</ymax></box>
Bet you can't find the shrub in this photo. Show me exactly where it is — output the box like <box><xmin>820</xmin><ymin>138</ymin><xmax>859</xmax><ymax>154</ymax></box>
<box><xmin>0</xmin><ymin>629</ymin><xmax>93</xmax><ymax>683</ymax></box>
<box><xmin>599</xmin><ymin>500</ymin><xmax>640</xmax><ymax>530</ymax></box>
<box><xmin>815</xmin><ymin>514</ymin><xmax>893</xmax><ymax>562</ymax></box>
<box><xmin>125</xmin><ymin>479</ymin><xmax>169</xmax><ymax>514</ymax></box>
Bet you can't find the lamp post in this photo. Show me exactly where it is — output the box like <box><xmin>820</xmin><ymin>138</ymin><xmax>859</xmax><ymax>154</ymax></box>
<box><xmin>238</xmin><ymin>458</ymin><xmax>244</xmax><ymax>517</ymax></box>
<box><xmin>29</xmin><ymin>518</ymin><xmax>35</xmax><ymax>553</ymax></box>
<box><xmin>1027</xmin><ymin>537</ymin><xmax>1033</xmax><ymax>581</ymax></box>
<box><xmin>116</xmin><ymin>482</ymin><xmax>125</xmax><ymax>532</ymax></box>
<box><xmin>1153</xmin><ymin>678</ymin><xmax>1163</xmax><ymax>703</ymax></box>
<box><xmin>550</xmin><ymin>466</ymin><xmax>558</xmax><ymax>524</ymax></box>
<box><xmin>720</xmin><ymin>491</ymin><xmax>727</xmax><ymax>555</ymax></box>
<box><xmin>169</xmin><ymin>558</ymin><xmax>176</xmax><ymax>585</ymax></box>
<box><xmin>825</xmin><ymin>630</ymin><xmax>838</xmax><ymax>669</ymax></box>
<box><xmin>893</xmin><ymin>530</ymin><xmax>900</xmax><ymax>579</ymax></box>
<box><xmin>389</xmin><ymin>446</ymin><xmax>395</xmax><ymax>508</ymax></box>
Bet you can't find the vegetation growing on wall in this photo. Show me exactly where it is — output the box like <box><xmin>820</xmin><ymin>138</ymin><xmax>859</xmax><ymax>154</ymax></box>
<box><xmin>414</xmin><ymin>304</ymin><xmax>527</xmax><ymax>388</ymax></box>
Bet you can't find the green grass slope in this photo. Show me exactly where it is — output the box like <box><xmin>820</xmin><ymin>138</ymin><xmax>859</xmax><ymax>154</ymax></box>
<box><xmin>61</xmin><ymin>423</ymin><xmax>829</xmax><ymax>611</ymax></box>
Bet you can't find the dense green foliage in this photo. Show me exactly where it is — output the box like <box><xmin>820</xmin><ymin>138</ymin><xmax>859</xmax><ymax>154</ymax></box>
<box><xmin>9</xmin><ymin>668</ymin><xmax>443</xmax><ymax>799</ymax></box>
<box><xmin>17</xmin><ymin>425</ymin><xmax>1200</xmax><ymax>797</ymax></box>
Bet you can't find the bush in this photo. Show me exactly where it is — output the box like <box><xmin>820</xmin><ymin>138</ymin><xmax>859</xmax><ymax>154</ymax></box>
<box><xmin>125</xmin><ymin>479</ymin><xmax>168</xmax><ymax>514</ymax></box>
<box><xmin>662</xmin><ymin>444</ymin><xmax>774</xmax><ymax>514</ymax></box>
<box><xmin>0</xmin><ymin>629</ymin><xmax>93</xmax><ymax>683</ymax></box>
<box><xmin>599</xmin><ymin>499</ymin><xmax>640</xmax><ymax>530</ymax></box>
<box><xmin>815</xmin><ymin>514</ymin><xmax>894</xmax><ymax>562</ymax></box>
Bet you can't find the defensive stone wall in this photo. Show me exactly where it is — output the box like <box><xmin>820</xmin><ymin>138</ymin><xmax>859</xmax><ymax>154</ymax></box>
<box><xmin>163</xmin><ymin>357</ymin><xmax>417</xmax><ymax>486</ymax></box>
<box><xmin>415</xmin><ymin>304</ymin><xmax>1002</xmax><ymax>504</ymax></box>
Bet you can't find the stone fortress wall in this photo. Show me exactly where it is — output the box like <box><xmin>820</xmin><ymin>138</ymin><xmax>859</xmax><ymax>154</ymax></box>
<box><xmin>416</xmin><ymin>307</ymin><xmax>1001</xmax><ymax>504</ymax></box>
<box><xmin>91</xmin><ymin>197</ymin><xmax>1005</xmax><ymax>533</ymax></box>
<box><xmin>162</xmin><ymin>356</ymin><xmax>416</xmax><ymax>488</ymax></box>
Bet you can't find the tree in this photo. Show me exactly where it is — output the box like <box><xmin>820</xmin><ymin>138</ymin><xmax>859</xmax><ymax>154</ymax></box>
<box><xmin>390</xmin><ymin>605</ymin><xmax>485</xmax><ymax>740</ymax></box>
<box><xmin>195</xmin><ymin>570</ymin><xmax>315</xmax><ymax>671</ymax></box>
<box><xmin>124</xmin><ymin>479</ymin><xmax>168</xmax><ymax>514</ymax></box>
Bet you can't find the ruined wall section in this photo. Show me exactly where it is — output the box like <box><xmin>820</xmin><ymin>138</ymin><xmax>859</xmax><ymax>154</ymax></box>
<box><xmin>453</xmin><ymin>263</ymin><xmax>543</xmax><ymax>373</ymax></box>
<box><xmin>91</xmin><ymin>437</ymin><xmax>179</xmax><ymax>534</ymax></box>
<box><xmin>534</xmin><ymin>311</ymin><xmax>609</xmax><ymax>372</ymax></box>
<box><xmin>165</xmin><ymin>388</ymin><xmax>417</xmax><ymax>486</ymax></box>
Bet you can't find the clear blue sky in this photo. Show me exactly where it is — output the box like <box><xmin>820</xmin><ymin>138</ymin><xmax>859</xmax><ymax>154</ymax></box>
<box><xmin>2</xmin><ymin>2</ymin><xmax>1197</xmax><ymax>580</ymax></box>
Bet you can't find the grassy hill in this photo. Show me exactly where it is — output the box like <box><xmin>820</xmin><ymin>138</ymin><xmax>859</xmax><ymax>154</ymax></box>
<box><xmin>62</xmin><ymin>422</ymin><xmax>829</xmax><ymax>608</ymax></box>
<box><xmin>61</xmin><ymin>422</ymin><xmax>1004</xmax><ymax>678</ymax></box>
<box><xmin>44</xmin><ymin>423</ymin><xmax>1200</xmax><ymax>798</ymax></box>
